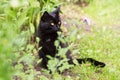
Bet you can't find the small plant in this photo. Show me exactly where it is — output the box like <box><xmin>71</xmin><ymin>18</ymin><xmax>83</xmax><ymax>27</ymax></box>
<box><xmin>1</xmin><ymin>0</ymin><xmax>120</xmax><ymax>80</ymax></box>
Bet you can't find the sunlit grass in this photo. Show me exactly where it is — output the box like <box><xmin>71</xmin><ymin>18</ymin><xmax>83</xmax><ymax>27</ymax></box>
<box><xmin>1</xmin><ymin>0</ymin><xmax>120</xmax><ymax>80</ymax></box>
<box><xmin>83</xmin><ymin>0</ymin><xmax>120</xmax><ymax>27</ymax></box>
<box><xmin>72</xmin><ymin>27</ymin><xmax>120</xmax><ymax>80</ymax></box>
<box><xmin>61</xmin><ymin>0</ymin><xmax>120</xmax><ymax>79</ymax></box>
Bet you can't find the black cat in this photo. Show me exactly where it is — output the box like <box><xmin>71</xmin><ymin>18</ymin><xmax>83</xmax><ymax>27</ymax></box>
<box><xmin>37</xmin><ymin>7</ymin><xmax>105</xmax><ymax>70</ymax></box>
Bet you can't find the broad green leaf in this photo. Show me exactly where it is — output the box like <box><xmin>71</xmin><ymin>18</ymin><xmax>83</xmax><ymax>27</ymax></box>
<box><xmin>30</xmin><ymin>23</ymin><xmax>35</xmax><ymax>34</ymax></box>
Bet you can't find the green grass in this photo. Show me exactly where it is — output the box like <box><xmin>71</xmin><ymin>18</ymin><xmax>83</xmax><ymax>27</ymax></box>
<box><xmin>59</xmin><ymin>0</ymin><xmax>120</xmax><ymax>79</ymax></box>
<box><xmin>83</xmin><ymin>0</ymin><xmax>120</xmax><ymax>27</ymax></box>
<box><xmin>1</xmin><ymin>0</ymin><xmax>120</xmax><ymax>80</ymax></box>
<box><xmin>71</xmin><ymin>27</ymin><xmax>120</xmax><ymax>80</ymax></box>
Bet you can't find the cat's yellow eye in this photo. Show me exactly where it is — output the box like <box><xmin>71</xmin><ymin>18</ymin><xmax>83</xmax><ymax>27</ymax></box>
<box><xmin>51</xmin><ymin>22</ymin><xmax>55</xmax><ymax>26</ymax></box>
<box><xmin>58</xmin><ymin>21</ymin><xmax>61</xmax><ymax>25</ymax></box>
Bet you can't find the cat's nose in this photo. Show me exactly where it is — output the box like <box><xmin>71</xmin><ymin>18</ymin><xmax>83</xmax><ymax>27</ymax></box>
<box><xmin>54</xmin><ymin>26</ymin><xmax>60</xmax><ymax>31</ymax></box>
<box><xmin>53</xmin><ymin>26</ymin><xmax>59</xmax><ymax>31</ymax></box>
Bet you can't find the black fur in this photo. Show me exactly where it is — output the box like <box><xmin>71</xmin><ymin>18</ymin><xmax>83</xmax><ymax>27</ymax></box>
<box><xmin>37</xmin><ymin>7</ymin><xmax>105</xmax><ymax>70</ymax></box>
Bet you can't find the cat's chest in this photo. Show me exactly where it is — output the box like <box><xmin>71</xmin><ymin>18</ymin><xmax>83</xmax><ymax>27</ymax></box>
<box><xmin>40</xmin><ymin>35</ymin><xmax>58</xmax><ymax>54</ymax></box>
<box><xmin>43</xmin><ymin>34</ymin><xmax>57</xmax><ymax>42</ymax></box>
<box><xmin>45</xmin><ymin>38</ymin><xmax>51</xmax><ymax>42</ymax></box>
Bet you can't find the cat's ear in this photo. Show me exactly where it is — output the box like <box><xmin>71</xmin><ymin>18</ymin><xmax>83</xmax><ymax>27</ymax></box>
<box><xmin>53</xmin><ymin>6</ymin><xmax>60</xmax><ymax>14</ymax></box>
<box><xmin>41</xmin><ymin>11</ymin><xmax>50</xmax><ymax>21</ymax></box>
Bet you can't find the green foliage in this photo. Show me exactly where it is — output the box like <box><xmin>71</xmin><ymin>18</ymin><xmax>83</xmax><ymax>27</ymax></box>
<box><xmin>1</xmin><ymin>0</ymin><xmax>120</xmax><ymax>80</ymax></box>
<box><xmin>47</xmin><ymin>33</ymin><xmax>74</xmax><ymax>74</ymax></box>
<box><xmin>39</xmin><ymin>0</ymin><xmax>62</xmax><ymax>15</ymax></box>
<box><xmin>0</xmin><ymin>0</ymin><xmax>61</xmax><ymax>80</ymax></box>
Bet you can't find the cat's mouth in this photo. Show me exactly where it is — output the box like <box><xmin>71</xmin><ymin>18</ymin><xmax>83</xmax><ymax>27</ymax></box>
<box><xmin>44</xmin><ymin>28</ymin><xmax>61</xmax><ymax>34</ymax></box>
<box><xmin>57</xmin><ymin>28</ymin><xmax>62</xmax><ymax>32</ymax></box>
<box><xmin>51</xmin><ymin>26</ymin><xmax>61</xmax><ymax>33</ymax></box>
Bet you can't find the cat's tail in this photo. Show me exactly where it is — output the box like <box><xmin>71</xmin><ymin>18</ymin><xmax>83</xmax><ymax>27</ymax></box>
<box><xmin>69</xmin><ymin>58</ymin><xmax>105</xmax><ymax>67</ymax></box>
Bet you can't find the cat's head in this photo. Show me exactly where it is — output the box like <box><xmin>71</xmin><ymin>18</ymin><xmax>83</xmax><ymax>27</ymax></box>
<box><xmin>39</xmin><ymin>6</ymin><xmax>61</xmax><ymax>34</ymax></box>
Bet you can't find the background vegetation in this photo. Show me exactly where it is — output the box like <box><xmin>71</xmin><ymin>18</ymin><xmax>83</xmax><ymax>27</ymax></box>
<box><xmin>0</xmin><ymin>0</ymin><xmax>120</xmax><ymax>80</ymax></box>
